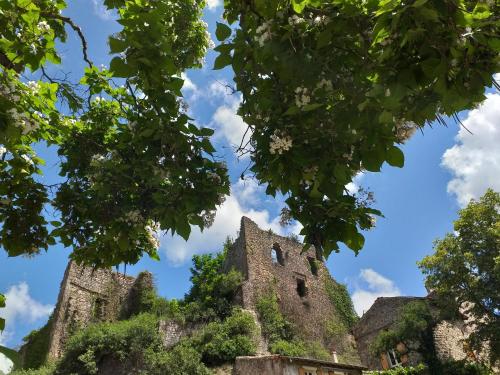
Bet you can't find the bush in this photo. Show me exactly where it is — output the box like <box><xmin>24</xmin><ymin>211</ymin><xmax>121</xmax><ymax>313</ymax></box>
<box><xmin>366</xmin><ymin>364</ymin><xmax>427</xmax><ymax>375</ymax></box>
<box><xmin>184</xmin><ymin>239</ymin><xmax>244</xmax><ymax>321</ymax></box>
<box><xmin>440</xmin><ymin>360</ymin><xmax>493</xmax><ymax>375</ymax></box>
<box><xmin>190</xmin><ymin>308</ymin><xmax>257</xmax><ymax>365</ymax></box>
<box><xmin>10</xmin><ymin>363</ymin><xmax>56</xmax><ymax>375</ymax></box>
<box><xmin>144</xmin><ymin>343</ymin><xmax>211</xmax><ymax>375</ymax></box>
<box><xmin>269</xmin><ymin>339</ymin><xmax>306</xmax><ymax>357</ymax></box>
<box><xmin>18</xmin><ymin>318</ymin><xmax>53</xmax><ymax>370</ymax></box>
<box><xmin>56</xmin><ymin>313</ymin><xmax>163</xmax><ymax>374</ymax></box>
<box><xmin>255</xmin><ymin>293</ymin><xmax>295</xmax><ymax>343</ymax></box>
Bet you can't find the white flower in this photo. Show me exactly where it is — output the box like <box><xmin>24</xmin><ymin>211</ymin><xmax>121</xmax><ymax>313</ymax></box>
<box><xmin>145</xmin><ymin>224</ymin><xmax>160</xmax><ymax>249</ymax></box>
<box><xmin>255</xmin><ymin>21</ymin><xmax>273</xmax><ymax>47</ymax></box>
<box><xmin>294</xmin><ymin>87</ymin><xmax>311</xmax><ymax>108</ymax></box>
<box><xmin>125</xmin><ymin>210</ymin><xmax>143</xmax><ymax>224</ymax></box>
<box><xmin>37</xmin><ymin>21</ymin><xmax>51</xmax><ymax>33</ymax></box>
<box><xmin>385</xmin><ymin>88</ymin><xmax>391</xmax><ymax>97</ymax></box>
<box><xmin>205</xmin><ymin>30</ymin><xmax>215</xmax><ymax>49</ymax></box>
<box><xmin>288</xmin><ymin>15</ymin><xmax>304</xmax><ymax>25</ymax></box>
<box><xmin>316</xmin><ymin>78</ymin><xmax>333</xmax><ymax>91</ymax></box>
<box><xmin>21</xmin><ymin>154</ymin><xmax>33</xmax><ymax>165</ymax></box>
<box><xmin>269</xmin><ymin>131</ymin><xmax>293</xmax><ymax>155</ymax></box>
<box><xmin>0</xmin><ymin>146</ymin><xmax>7</xmax><ymax>159</ymax></box>
<box><xmin>30</xmin><ymin>44</ymin><xmax>37</xmax><ymax>54</ymax></box>
<box><xmin>27</xmin><ymin>81</ymin><xmax>41</xmax><ymax>93</ymax></box>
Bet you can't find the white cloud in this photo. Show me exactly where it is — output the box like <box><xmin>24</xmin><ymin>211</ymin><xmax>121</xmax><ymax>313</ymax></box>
<box><xmin>181</xmin><ymin>73</ymin><xmax>198</xmax><ymax>93</ymax></box>
<box><xmin>160</xmin><ymin>180</ymin><xmax>300</xmax><ymax>265</ymax></box>
<box><xmin>91</xmin><ymin>0</ymin><xmax>113</xmax><ymax>20</ymax></box>
<box><xmin>0</xmin><ymin>283</ymin><xmax>53</xmax><ymax>373</ymax></box>
<box><xmin>211</xmin><ymin>96</ymin><xmax>252</xmax><ymax>157</ymax></box>
<box><xmin>442</xmin><ymin>93</ymin><xmax>500</xmax><ymax>207</ymax></box>
<box><xmin>206</xmin><ymin>0</ymin><xmax>222</xmax><ymax>10</ymax></box>
<box><xmin>345</xmin><ymin>172</ymin><xmax>365</xmax><ymax>195</ymax></box>
<box><xmin>351</xmin><ymin>269</ymin><xmax>401</xmax><ymax>316</ymax></box>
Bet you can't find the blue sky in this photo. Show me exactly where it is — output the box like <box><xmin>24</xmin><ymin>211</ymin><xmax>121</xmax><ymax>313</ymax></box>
<box><xmin>1</xmin><ymin>1</ymin><xmax>499</xmax><ymax>372</ymax></box>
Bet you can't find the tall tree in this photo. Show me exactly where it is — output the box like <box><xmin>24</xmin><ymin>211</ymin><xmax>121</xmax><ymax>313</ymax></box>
<box><xmin>419</xmin><ymin>189</ymin><xmax>500</xmax><ymax>363</ymax></box>
<box><xmin>215</xmin><ymin>0</ymin><xmax>499</xmax><ymax>259</ymax></box>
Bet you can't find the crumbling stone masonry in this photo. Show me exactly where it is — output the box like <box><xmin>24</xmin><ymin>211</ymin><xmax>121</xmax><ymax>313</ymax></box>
<box><xmin>352</xmin><ymin>296</ymin><xmax>478</xmax><ymax>371</ymax></box>
<box><xmin>225</xmin><ymin>217</ymin><xmax>360</xmax><ymax>363</ymax></box>
<box><xmin>46</xmin><ymin>261</ymin><xmax>150</xmax><ymax>359</ymax></box>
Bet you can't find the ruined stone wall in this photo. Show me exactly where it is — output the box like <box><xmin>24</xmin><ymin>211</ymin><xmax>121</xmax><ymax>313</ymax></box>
<box><xmin>353</xmin><ymin>297</ymin><xmax>425</xmax><ymax>370</ymax></box>
<box><xmin>353</xmin><ymin>296</ymin><xmax>478</xmax><ymax>370</ymax></box>
<box><xmin>47</xmin><ymin>261</ymin><xmax>138</xmax><ymax>359</ymax></box>
<box><xmin>226</xmin><ymin>217</ymin><xmax>359</xmax><ymax>362</ymax></box>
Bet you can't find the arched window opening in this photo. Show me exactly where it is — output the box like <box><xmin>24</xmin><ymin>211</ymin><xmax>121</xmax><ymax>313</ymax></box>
<box><xmin>271</xmin><ymin>243</ymin><xmax>285</xmax><ymax>266</ymax></box>
<box><xmin>296</xmin><ymin>278</ymin><xmax>307</xmax><ymax>297</ymax></box>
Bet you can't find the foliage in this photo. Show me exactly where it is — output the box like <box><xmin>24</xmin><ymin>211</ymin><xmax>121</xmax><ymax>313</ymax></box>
<box><xmin>215</xmin><ymin>0</ymin><xmax>500</xmax><ymax>259</ymax></box>
<box><xmin>184</xmin><ymin>238</ymin><xmax>244</xmax><ymax>321</ymax></box>
<box><xmin>255</xmin><ymin>292</ymin><xmax>331</xmax><ymax>360</ymax></box>
<box><xmin>366</xmin><ymin>363</ymin><xmax>427</xmax><ymax>375</ymax></box>
<box><xmin>0</xmin><ymin>294</ymin><xmax>4</xmax><ymax>331</ymax></box>
<box><xmin>418</xmin><ymin>189</ymin><xmax>500</xmax><ymax>363</ymax></box>
<box><xmin>10</xmin><ymin>363</ymin><xmax>56</xmax><ymax>375</ymax></box>
<box><xmin>324</xmin><ymin>278</ymin><xmax>358</xmax><ymax>329</ymax></box>
<box><xmin>142</xmin><ymin>343</ymin><xmax>212</xmax><ymax>375</ymax></box>
<box><xmin>440</xmin><ymin>360</ymin><xmax>493</xmax><ymax>375</ymax></box>
<box><xmin>18</xmin><ymin>318</ymin><xmax>52</xmax><ymax>370</ymax></box>
<box><xmin>56</xmin><ymin>313</ymin><xmax>163</xmax><ymax>374</ymax></box>
<box><xmin>255</xmin><ymin>292</ymin><xmax>295</xmax><ymax>343</ymax></box>
<box><xmin>370</xmin><ymin>300</ymin><xmax>443</xmax><ymax>372</ymax></box>
<box><xmin>188</xmin><ymin>308</ymin><xmax>257</xmax><ymax>365</ymax></box>
<box><xmin>0</xmin><ymin>0</ymin><xmax>229</xmax><ymax>267</ymax></box>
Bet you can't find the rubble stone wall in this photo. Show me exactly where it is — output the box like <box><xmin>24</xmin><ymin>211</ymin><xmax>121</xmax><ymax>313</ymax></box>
<box><xmin>46</xmin><ymin>262</ymin><xmax>138</xmax><ymax>359</ymax></box>
<box><xmin>226</xmin><ymin>217</ymin><xmax>359</xmax><ymax>362</ymax></box>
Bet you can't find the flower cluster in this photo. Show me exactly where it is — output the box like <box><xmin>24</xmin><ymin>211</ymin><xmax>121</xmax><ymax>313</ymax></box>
<box><xmin>145</xmin><ymin>223</ymin><xmax>160</xmax><ymax>249</ymax></box>
<box><xmin>269</xmin><ymin>131</ymin><xmax>293</xmax><ymax>155</ymax></box>
<box><xmin>0</xmin><ymin>146</ymin><xmax>7</xmax><ymax>159</ymax></box>
<box><xmin>316</xmin><ymin>78</ymin><xmax>333</xmax><ymax>91</ymax></box>
<box><xmin>294</xmin><ymin>86</ymin><xmax>311</xmax><ymax>108</ymax></box>
<box><xmin>26</xmin><ymin>81</ymin><xmax>41</xmax><ymax>93</ymax></box>
<box><xmin>37</xmin><ymin>21</ymin><xmax>51</xmax><ymax>33</ymax></box>
<box><xmin>288</xmin><ymin>15</ymin><xmax>305</xmax><ymax>25</ymax></box>
<box><xmin>255</xmin><ymin>20</ymin><xmax>273</xmax><ymax>46</ymax></box>
<box><xmin>124</xmin><ymin>210</ymin><xmax>143</xmax><ymax>225</ymax></box>
<box><xmin>7</xmin><ymin>108</ymin><xmax>39</xmax><ymax>135</ymax></box>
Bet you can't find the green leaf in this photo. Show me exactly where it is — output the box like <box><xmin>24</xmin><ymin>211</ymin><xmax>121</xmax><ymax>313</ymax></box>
<box><xmin>176</xmin><ymin>219</ymin><xmax>191</xmax><ymax>241</ymax></box>
<box><xmin>302</xmin><ymin>103</ymin><xmax>323</xmax><ymax>112</ymax></box>
<box><xmin>292</xmin><ymin>0</ymin><xmax>308</xmax><ymax>13</ymax></box>
<box><xmin>386</xmin><ymin>145</ymin><xmax>404</xmax><ymax>168</ymax></box>
<box><xmin>109</xmin><ymin>57</ymin><xmax>133</xmax><ymax>78</ymax></box>
<box><xmin>215</xmin><ymin>22</ymin><xmax>232</xmax><ymax>42</ymax></box>
<box><xmin>213</xmin><ymin>53</ymin><xmax>232</xmax><ymax>70</ymax></box>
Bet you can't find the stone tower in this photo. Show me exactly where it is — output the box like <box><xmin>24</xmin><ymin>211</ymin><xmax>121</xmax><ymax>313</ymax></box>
<box><xmin>45</xmin><ymin>261</ymin><xmax>148</xmax><ymax>359</ymax></box>
<box><xmin>225</xmin><ymin>217</ymin><xmax>360</xmax><ymax>363</ymax></box>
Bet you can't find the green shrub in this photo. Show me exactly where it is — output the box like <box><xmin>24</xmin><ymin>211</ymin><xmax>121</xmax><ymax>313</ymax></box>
<box><xmin>184</xmin><ymin>239</ymin><xmax>243</xmax><ymax>321</ymax></box>
<box><xmin>18</xmin><ymin>317</ymin><xmax>53</xmax><ymax>370</ymax></box>
<box><xmin>10</xmin><ymin>363</ymin><xmax>56</xmax><ymax>375</ymax></box>
<box><xmin>255</xmin><ymin>293</ymin><xmax>295</xmax><ymax>343</ymax></box>
<box><xmin>190</xmin><ymin>308</ymin><xmax>257</xmax><ymax>365</ymax></box>
<box><xmin>144</xmin><ymin>343</ymin><xmax>211</xmax><ymax>375</ymax></box>
<box><xmin>56</xmin><ymin>313</ymin><xmax>163</xmax><ymax>374</ymax></box>
<box><xmin>269</xmin><ymin>339</ymin><xmax>306</xmax><ymax>357</ymax></box>
<box><xmin>366</xmin><ymin>364</ymin><xmax>427</xmax><ymax>375</ymax></box>
<box><xmin>440</xmin><ymin>360</ymin><xmax>493</xmax><ymax>375</ymax></box>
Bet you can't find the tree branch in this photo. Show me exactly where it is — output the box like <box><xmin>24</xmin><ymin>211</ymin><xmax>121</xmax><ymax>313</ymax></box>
<box><xmin>42</xmin><ymin>13</ymin><xmax>93</xmax><ymax>67</ymax></box>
